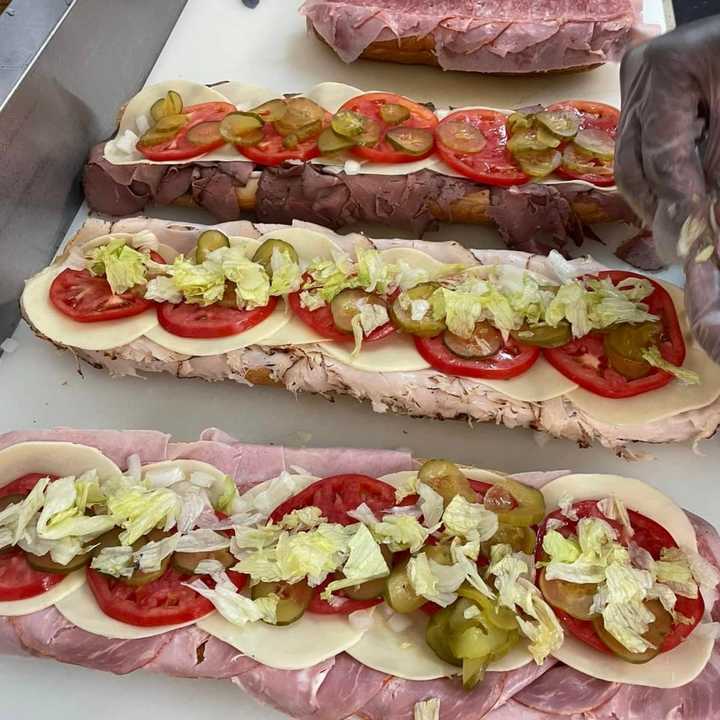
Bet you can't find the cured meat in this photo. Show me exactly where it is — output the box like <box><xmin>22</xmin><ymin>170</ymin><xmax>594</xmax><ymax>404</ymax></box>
<box><xmin>301</xmin><ymin>0</ymin><xmax>639</xmax><ymax>74</ymax></box>
<box><xmin>167</xmin><ymin>440</ymin><xmax>245</xmax><ymax>478</ymax></box>
<box><xmin>615</xmin><ymin>230</ymin><xmax>665</xmax><ymax>271</ymax></box>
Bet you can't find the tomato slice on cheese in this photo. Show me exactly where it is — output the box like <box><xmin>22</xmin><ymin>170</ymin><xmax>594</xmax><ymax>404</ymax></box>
<box><xmin>543</xmin><ymin>271</ymin><xmax>685</xmax><ymax>399</ymax></box>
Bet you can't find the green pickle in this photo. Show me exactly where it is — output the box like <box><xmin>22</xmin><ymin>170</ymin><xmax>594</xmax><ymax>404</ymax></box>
<box><xmin>515</xmin><ymin>149</ymin><xmax>562</xmax><ymax>178</ymax></box>
<box><xmin>481</xmin><ymin>523</ymin><xmax>536</xmax><ymax>556</ymax></box>
<box><xmin>330</xmin><ymin>289</ymin><xmax>386</xmax><ymax>334</ymax></box>
<box><xmin>355</xmin><ymin>116</ymin><xmax>382</xmax><ymax>147</ymax></box>
<box><xmin>26</xmin><ymin>549</ymin><xmax>92</xmax><ymax>575</ymax></box>
<box><xmin>195</xmin><ymin>229</ymin><xmax>230</xmax><ymax>264</ymax></box>
<box><xmin>389</xmin><ymin>283</ymin><xmax>446</xmax><ymax>337</ymax></box>
<box><xmin>317</xmin><ymin>127</ymin><xmax>356</xmax><ymax>155</ymax></box>
<box><xmin>150</xmin><ymin>90</ymin><xmax>184</xmax><ymax>122</ymax></box>
<box><xmin>385</xmin><ymin>127</ymin><xmax>434</xmax><ymax>155</ymax></box>
<box><xmin>331</xmin><ymin>110</ymin><xmax>366</xmax><ymax>138</ymax></box>
<box><xmin>436</xmin><ymin>120</ymin><xmax>487</xmax><ymax>154</ymax></box>
<box><xmin>172</xmin><ymin>549</ymin><xmax>234</xmax><ymax>575</ymax></box>
<box><xmin>251</xmin><ymin>238</ymin><xmax>298</xmax><ymax>277</ymax></box>
<box><xmin>251</xmin><ymin>580</ymin><xmax>313</xmax><ymax>625</ymax></box>
<box><xmin>186</xmin><ymin>121</ymin><xmax>223</xmax><ymax>146</ymax></box>
<box><xmin>484</xmin><ymin>476</ymin><xmax>545</xmax><ymax>527</ymax></box>
<box><xmin>604</xmin><ymin>321</ymin><xmax>661</xmax><ymax>380</ymax></box>
<box><xmin>417</xmin><ymin>459</ymin><xmax>477</xmax><ymax>506</ymax></box>
<box><xmin>274</xmin><ymin>97</ymin><xmax>325</xmax><ymax>137</ymax></box>
<box><xmin>250</xmin><ymin>99</ymin><xmax>288</xmax><ymax>123</ymax></box>
<box><xmin>511</xmin><ymin>322</ymin><xmax>572</xmax><ymax>349</ymax></box>
<box><xmin>535</xmin><ymin>110</ymin><xmax>580</xmax><ymax>139</ymax></box>
<box><xmin>219</xmin><ymin>112</ymin><xmax>264</xmax><ymax>144</ymax></box>
<box><xmin>574</xmin><ymin>128</ymin><xmax>615</xmax><ymax>161</ymax></box>
<box><xmin>443</xmin><ymin>322</ymin><xmax>502</xmax><ymax>359</ymax></box>
<box><xmin>379</xmin><ymin>103</ymin><xmax>411</xmax><ymax>125</ymax></box>
<box><xmin>538</xmin><ymin>569</ymin><xmax>597</xmax><ymax>621</ymax></box>
<box><xmin>385</xmin><ymin>560</ymin><xmax>425</xmax><ymax>613</ymax></box>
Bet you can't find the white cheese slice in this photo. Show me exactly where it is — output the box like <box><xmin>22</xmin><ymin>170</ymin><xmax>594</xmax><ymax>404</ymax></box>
<box><xmin>0</xmin><ymin>571</ymin><xmax>85</xmax><ymax>617</ymax></box>
<box><xmin>540</xmin><ymin>472</ymin><xmax>718</xmax><ymax>687</ymax></box>
<box><xmin>479</xmin><ymin>358</ymin><xmax>578</xmax><ymax>403</ymax></box>
<box><xmin>54</xmin><ymin>582</ymin><xmax>209</xmax><ymax>639</ymax></box>
<box><xmin>143</xmin><ymin>300</ymin><xmax>292</xmax><ymax>356</ymax></box>
<box><xmin>21</xmin><ymin>266</ymin><xmax>159</xmax><ymax>351</ymax></box>
<box><xmin>254</xmin><ymin>227</ymin><xmax>341</xmax><ymax>266</ymax></box>
<box><xmin>378</xmin><ymin>247</ymin><xmax>467</xmax><ymax>276</ymax></box>
<box><xmin>347</xmin><ymin>610</ymin><xmax>531</xmax><ymax>680</ymax></box>
<box><xmin>139</xmin><ymin>458</ymin><xmax>226</xmax><ymax>483</ymax></box>
<box><xmin>320</xmin><ymin>334</ymin><xmax>431</xmax><ymax>372</ymax></box>
<box><xmin>196</xmin><ymin>610</ymin><xmax>368</xmax><ymax>670</ymax></box>
<box><xmin>0</xmin><ymin>441</ymin><xmax>122</xmax><ymax>487</ymax></box>
<box><xmin>566</xmin><ymin>283</ymin><xmax>720</xmax><ymax>426</ymax></box>
<box><xmin>260</xmin><ymin>314</ymin><xmax>332</xmax><ymax>347</ymax></box>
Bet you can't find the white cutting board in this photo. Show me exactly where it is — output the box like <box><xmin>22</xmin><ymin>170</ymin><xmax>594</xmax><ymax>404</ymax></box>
<box><xmin>1</xmin><ymin>1</ymin><xmax>702</xmax><ymax>719</ymax></box>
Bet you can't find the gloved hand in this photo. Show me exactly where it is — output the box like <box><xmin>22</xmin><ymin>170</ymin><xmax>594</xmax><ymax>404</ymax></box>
<box><xmin>616</xmin><ymin>17</ymin><xmax>720</xmax><ymax>361</ymax></box>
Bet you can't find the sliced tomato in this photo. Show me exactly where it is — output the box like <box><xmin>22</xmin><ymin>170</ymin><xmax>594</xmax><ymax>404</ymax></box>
<box><xmin>435</xmin><ymin>108</ymin><xmax>528</xmax><ymax>187</ymax></box>
<box><xmin>287</xmin><ymin>291</ymin><xmax>396</xmax><ymax>343</ymax></box>
<box><xmin>544</xmin><ymin>271</ymin><xmax>685</xmax><ymax>399</ymax></box>
<box><xmin>157</xmin><ymin>296</ymin><xmax>278</xmax><ymax>339</ymax></box>
<box><xmin>536</xmin><ymin>499</ymin><xmax>705</xmax><ymax>655</ymax></box>
<box><xmin>86</xmin><ymin>566</ymin><xmax>214</xmax><ymax>627</ymax></box>
<box><xmin>269</xmin><ymin>474</ymin><xmax>397</xmax><ymax>526</ymax></box>
<box><xmin>414</xmin><ymin>334</ymin><xmax>539</xmax><ymax>380</ymax></box>
<box><xmin>548</xmin><ymin>100</ymin><xmax>619</xmax><ymax>186</ymax></box>
<box><xmin>0</xmin><ymin>550</ymin><xmax>66</xmax><ymax>601</ymax></box>
<box><xmin>340</xmin><ymin>92</ymin><xmax>438</xmax><ymax>164</ymax></box>
<box><xmin>0</xmin><ymin>473</ymin><xmax>54</xmax><ymax>498</ymax></box>
<box><xmin>138</xmin><ymin>101</ymin><xmax>236</xmax><ymax>162</ymax></box>
<box><xmin>308</xmin><ymin>578</ymin><xmax>383</xmax><ymax>615</ymax></box>
<box><xmin>239</xmin><ymin>110</ymin><xmax>331</xmax><ymax>166</ymax></box>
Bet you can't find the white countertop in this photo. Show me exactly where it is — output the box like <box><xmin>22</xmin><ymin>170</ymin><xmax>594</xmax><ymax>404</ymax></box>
<box><xmin>3</xmin><ymin>1</ymin><xmax>713</xmax><ymax>717</ymax></box>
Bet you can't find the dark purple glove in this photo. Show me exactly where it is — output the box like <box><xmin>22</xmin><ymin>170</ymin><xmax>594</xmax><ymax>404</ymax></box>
<box><xmin>616</xmin><ymin>17</ymin><xmax>720</xmax><ymax>361</ymax></box>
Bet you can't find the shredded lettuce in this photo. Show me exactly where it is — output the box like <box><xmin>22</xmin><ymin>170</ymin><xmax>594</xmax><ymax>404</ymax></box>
<box><xmin>417</xmin><ymin>483</ymin><xmax>444</xmax><ymax>529</ymax></box>
<box><xmin>175</xmin><ymin>529</ymin><xmax>230</xmax><ymax>553</ymax></box>
<box><xmin>87</xmin><ymin>239</ymin><xmax>149</xmax><ymax>295</ymax></box>
<box><xmin>407</xmin><ymin>553</ymin><xmax>464</xmax><ymax>607</ymax></box>
<box><xmin>144</xmin><ymin>276</ymin><xmax>183</xmax><ymax>304</ymax></box>
<box><xmin>350</xmin><ymin>301</ymin><xmax>389</xmax><ymax>357</ymax></box>
<box><xmin>542</xmin><ymin>530</ymin><xmax>581</xmax><ymax>564</ymax></box>
<box><xmin>356</xmin><ymin>249</ymin><xmax>396</xmax><ymax>294</ymax></box>
<box><xmin>275</xmin><ymin>524</ymin><xmax>350</xmax><ymax>586</ymax></box>
<box><xmin>372</xmin><ymin>515</ymin><xmax>429</xmax><ymax>553</ymax></box>
<box><xmin>186</xmin><ymin>575</ymin><xmax>278</xmax><ymax>625</ymax></box>
<box><xmin>168</xmin><ymin>256</ymin><xmax>227</xmax><ymax>306</ymax></box>
<box><xmin>232</xmin><ymin>525</ymin><xmax>283</xmax><ymax>552</ymax></box>
<box><xmin>107</xmin><ymin>486</ymin><xmax>180</xmax><ymax>545</ymax></box>
<box><xmin>442</xmin><ymin>495</ymin><xmax>498</xmax><ymax>541</ymax></box>
<box><xmin>278</xmin><ymin>506</ymin><xmax>326</xmax><ymax>531</ymax></box>
<box><xmin>655</xmin><ymin>548</ymin><xmax>699</xmax><ymax>598</ymax></box>
<box><xmin>91</xmin><ymin>546</ymin><xmax>134</xmax><ymax>578</ymax></box>
<box><xmin>215</xmin><ymin>247</ymin><xmax>271</xmax><ymax>309</ymax></box>
<box><xmin>596</xmin><ymin>496</ymin><xmax>633</xmax><ymax>537</ymax></box>
<box><xmin>135</xmin><ymin>534</ymin><xmax>179</xmax><ymax>572</ymax></box>
<box><xmin>642</xmin><ymin>347</ymin><xmax>700</xmax><ymax>385</ymax></box>
<box><xmin>213</xmin><ymin>475</ymin><xmax>239</xmax><ymax>514</ymax></box>
<box><xmin>413</xmin><ymin>698</ymin><xmax>440</xmax><ymax>720</ymax></box>
<box><xmin>269</xmin><ymin>248</ymin><xmax>302</xmax><ymax>295</ymax></box>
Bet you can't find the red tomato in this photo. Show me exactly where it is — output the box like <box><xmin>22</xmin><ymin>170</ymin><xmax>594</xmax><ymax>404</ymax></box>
<box><xmin>0</xmin><ymin>473</ymin><xmax>52</xmax><ymax>498</ymax></box>
<box><xmin>307</xmin><ymin>578</ymin><xmax>383</xmax><ymax>615</ymax></box>
<box><xmin>156</xmin><ymin>296</ymin><xmax>278</xmax><ymax>339</ymax></box>
<box><xmin>0</xmin><ymin>551</ymin><xmax>66</xmax><ymax>601</ymax></box>
<box><xmin>287</xmin><ymin>291</ymin><xmax>396</xmax><ymax>343</ymax></box>
<box><xmin>138</xmin><ymin>102</ymin><xmax>236</xmax><ymax>162</ymax></box>
<box><xmin>548</xmin><ymin>100</ymin><xmax>619</xmax><ymax>187</ymax></box>
<box><xmin>239</xmin><ymin>110</ymin><xmax>331</xmax><ymax>166</ymax></box>
<box><xmin>414</xmin><ymin>334</ymin><xmax>540</xmax><ymax>380</ymax></box>
<box><xmin>341</xmin><ymin>92</ymin><xmax>438</xmax><ymax>164</ymax></box>
<box><xmin>435</xmin><ymin>108</ymin><xmax>528</xmax><ymax>187</ymax></box>
<box><xmin>50</xmin><ymin>269</ymin><xmax>154</xmax><ymax>323</ymax></box>
<box><xmin>86</xmin><ymin>566</ymin><xmax>215</xmax><ymax>627</ymax></box>
<box><xmin>269</xmin><ymin>474</ymin><xmax>397</xmax><ymax>526</ymax></box>
<box><xmin>536</xmin><ymin>499</ymin><xmax>705</xmax><ymax>656</ymax></box>
<box><xmin>544</xmin><ymin>271</ymin><xmax>685</xmax><ymax>399</ymax></box>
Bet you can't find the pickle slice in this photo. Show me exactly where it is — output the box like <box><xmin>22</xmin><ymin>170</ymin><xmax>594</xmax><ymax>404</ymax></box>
<box><xmin>538</xmin><ymin>569</ymin><xmax>597</xmax><ymax>621</ymax></box>
<box><xmin>515</xmin><ymin>149</ymin><xmax>562</xmax><ymax>178</ymax></box>
<box><xmin>443</xmin><ymin>322</ymin><xmax>502</xmax><ymax>359</ymax></box>
<box><xmin>186</xmin><ymin>121</ymin><xmax>223</xmax><ymax>146</ymax></box>
<box><xmin>150</xmin><ymin>90</ymin><xmax>184</xmax><ymax>121</ymax></box>
<box><xmin>330</xmin><ymin>289</ymin><xmax>386</xmax><ymax>334</ymax></box>
<box><xmin>331</xmin><ymin>110</ymin><xmax>365</xmax><ymax>138</ymax></box>
<box><xmin>355</xmin><ymin>116</ymin><xmax>382</xmax><ymax>147</ymax></box>
<box><xmin>536</xmin><ymin>125</ymin><xmax>562</xmax><ymax>149</ymax></box>
<box><xmin>274</xmin><ymin>97</ymin><xmax>325</xmax><ymax>137</ymax></box>
<box><xmin>574</xmin><ymin>128</ymin><xmax>615</xmax><ymax>161</ymax></box>
<box><xmin>507</xmin><ymin>112</ymin><xmax>534</xmax><ymax>133</ymax></box>
<box><xmin>604</xmin><ymin>321</ymin><xmax>660</xmax><ymax>380</ymax></box>
<box><xmin>426</xmin><ymin>608</ymin><xmax>463</xmax><ymax>666</ymax></box>
<box><xmin>385</xmin><ymin>560</ymin><xmax>425</xmax><ymax>613</ymax></box>
<box><xmin>462</xmin><ymin>657</ymin><xmax>487</xmax><ymax>690</ymax></box>
<box><xmin>138</xmin><ymin>114</ymin><xmax>189</xmax><ymax>148</ymax></box>
<box><xmin>343</xmin><ymin>577</ymin><xmax>386</xmax><ymax>601</ymax></box>
<box><xmin>386</xmin><ymin>127</ymin><xmax>433</xmax><ymax>156</ymax></box>
<box><xmin>389</xmin><ymin>283</ymin><xmax>445</xmax><ymax>337</ymax></box>
<box><xmin>318</xmin><ymin>127</ymin><xmax>356</xmax><ymax>155</ymax></box>
<box><xmin>251</xmin><ymin>99</ymin><xmax>288</xmax><ymax>123</ymax></box>
<box><xmin>251</xmin><ymin>580</ymin><xmax>313</xmax><ymax>625</ymax></box>
<box><xmin>122</xmin><ymin>529</ymin><xmax>174</xmax><ymax>587</ymax></box>
<box><xmin>481</xmin><ymin>523</ymin><xmax>536</xmax><ymax>556</ymax></box>
<box><xmin>26</xmin><ymin>549</ymin><xmax>92</xmax><ymax>575</ymax></box>
<box><xmin>436</xmin><ymin>120</ymin><xmax>487</xmax><ymax>154</ymax></box>
<box><xmin>379</xmin><ymin>103</ymin><xmax>411</xmax><ymax>125</ymax></box>
<box><xmin>195</xmin><ymin>229</ymin><xmax>230</xmax><ymax>264</ymax></box>
<box><xmin>283</xmin><ymin>134</ymin><xmax>299</xmax><ymax>150</ymax></box>
<box><xmin>219</xmin><ymin>112</ymin><xmax>263</xmax><ymax>143</ymax></box>
<box><xmin>562</xmin><ymin>143</ymin><xmax>614</xmax><ymax>177</ymax></box>
<box><xmin>418</xmin><ymin>459</ymin><xmax>477</xmax><ymax>506</ymax></box>
<box><xmin>511</xmin><ymin>321</ymin><xmax>572</xmax><ymax>349</ymax></box>
<box><xmin>235</xmin><ymin>128</ymin><xmax>264</xmax><ymax>147</ymax></box>
<box><xmin>535</xmin><ymin>110</ymin><xmax>580</xmax><ymax>139</ymax></box>
<box><xmin>457</xmin><ymin>584</ymin><xmax>518</xmax><ymax>631</ymax></box>
<box><xmin>508</xmin><ymin>128</ymin><xmax>553</xmax><ymax>155</ymax></box>
<box><xmin>485</xmin><ymin>476</ymin><xmax>545</xmax><ymax>528</ymax></box>
<box><xmin>251</xmin><ymin>238</ymin><xmax>299</xmax><ymax>277</ymax></box>
<box><xmin>172</xmin><ymin>549</ymin><xmax>234</xmax><ymax>575</ymax></box>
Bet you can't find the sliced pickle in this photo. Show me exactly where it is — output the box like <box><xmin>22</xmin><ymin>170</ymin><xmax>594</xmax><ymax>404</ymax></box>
<box><xmin>138</xmin><ymin>114</ymin><xmax>189</xmax><ymax>148</ymax></box>
<box><xmin>604</xmin><ymin>321</ymin><xmax>661</xmax><ymax>380</ymax></box>
<box><xmin>355</xmin><ymin>116</ymin><xmax>382</xmax><ymax>147</ymax></box>
<box><xmin>385</xmin><ymin>559</ymin><xmax>425</xmax><ymax>613</ymax></box>
<box><xmin>252</xmin><ymin>580</ymin><xmax>313</xmax><ymax>626</ymax></box>
<box><xmin>251</xmin><ymin>98</ymin><xmax>288</xmax><ymax>123</ymax></box>
<box><xmin>436</xmin><ymin>120</ymin><xmax>487</xmax><ymax>154</ymax></box>
<box><xmin>283</xmin><ymin>134</ymin><xmax>299</xmax><ymax>149</ymax></box>
<box><xmin>462</xmin><ymin>657</ymin><xmax>487</xmax><ymax>690</ymax></box>
<box><xmin>330</xmin><ymin>289</ymin><xmax>386</xmax><ymax>334</ymax></box>
<box><xmin>481</xmin><ymin>523</ymin><xmax>536</xmax><ymax>557</ymax></box>
<box><xmin>457</xmin><ymin>584</ymin><xmax>518</xmax><ymax>631</ymax></box>
<box><xmin>574</xmin><ymin>128</ymin><xmax>615</xmax><ymax>161</ymax></box>
<box><xmin>536</xmin><ymin>125</ymin><xmax>562</xmax><ymax>149</ymax></box>
<box><xmin>318</xmin><ymin>127</ymin><xmax>356</xmax><ymax>154</ymax></box>
<box><xmin>508</xmin><ymin>128</ymin><xmax>553</xmax><ymax>155</ymax></box>
<box><xmin>26</xmin><ymin>549</ymin><xmax>92</xmax><ymax>575</ymax></box>
<box><xmin>592</xmin><ymin>599</ymin><xmax>671</xmax><ymax>663</ymax></box>
<box><xmin>219</xmin><ymin>112</ymin><xmax>264</xmax><ymax>143</ymax></box>
<box><xmin>562</xmin><ymin>144</ymin><xmax>614</xmax><ymax>177</ymax></box>
<box><xmin>251</xmin><ymin>238</ymin><xmax>299</xmax><ymax>277</ymax></box>
<box><xmin>535</xmin><ymin>110</ymin><xmax>581</xmax><ymax>139</ymax></box>
<box><xmin>389</xmin><ymin>283</ymin><xmax>445</xmax><ymax>337</ymax></box>
<box><xmin>386</xmin><ymin>127</ymin><xmax>433</xmax><ymax>156</ymax></box>
<box><xmin>172</xmin><ymin>549</ymin><xmax>234</xmax><ymax>575</ymax></box>
<box><xmin>151</xmin><ymin>90</ymin><xmax>183</xmax><ymax>121</ymax></box>
<box><xmin>423</xmin><ymin>542</ymin><xmax>454</xmax><ymax>567</ymax></box>
<box><xmin>343</xmin><ymin>577</ymin><xmax>386</xmax><ymax>601</ymax></box>
<box><xmin>485</xmin><ymin>476</ymin><xmax>545</xmax><ymax>528</ymax></box>
<box><xmin>150</xmin><ymin>98</ymin><xmax>167</xmax><ymax>123</ymax></box>
<box><xmin>379</xmin><ymin>103</ymin><xmax>411</xmax><ymax>125</ymax></box>
<box><xmin>507</xmin><ymin>112</ymin><xmax>534</xmax><ymax>133</ymax></box>
<box><xmin>186</xmin><ymin>121</ymin><xmax>223</xmax><ymax>146</ymax></box>
<box><xmin>418</xmin><ymin>459</ymin><xmax>477</xmax><ymax>506</ymax></box>
<box><xmin>515</xmin><ymin>149</ymin><xmax>562</xmax><ymax>178</ymax></box>
<box><xmin>511</xmin><ymin>322</ymin><xmax>572</xmax><ymax>349</ymax></box>
<box><xmin>449</xmin><ymin>622</ymin><xmax>514</xmax><ymax>661</ymax></box>
<box><xmin>235</xmin><ymin>128</ymin><xmax>264</xmax><ymax>147</ymax></box>
<box><xmin>538</xmin><ymin>569</ymin><xmax>597</xmax><ymax>621</ymax></box>
<box><xmin>274</xmin><ymin>97</ymin><xmax>325</xmax><ymax>137</ymax></box>
<box><xmin>443</xmin><ymin>322</ymin><xmax>502</xmax><ymax>359</ymax></box>
<box><xmin>331</xmin><ymin>110</ymin><xmax>366</xmax><ymax>138</ymax></box>
<box><xmin>426</xmin><ymin>607</ymin><xmax>463</xmax><ymax>667</ymax></box>
<box><xmin>122</xmin><ymin>529</ymin><xmax>173</xmax><ymax>587</ymax></box>
<box><xmin>195</xmin><ymin>229</ymin><xmax>230</xmax><ymax>264</ymax></box>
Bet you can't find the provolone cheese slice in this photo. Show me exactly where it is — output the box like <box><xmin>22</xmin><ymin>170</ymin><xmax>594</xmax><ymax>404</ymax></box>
<box><xmin>254</xmin><ymin>227</ymin><xmax>341</xmax><ymax>266</ymax></box>
<box><xmin>378</xmin><ymin>247</ymin><xmax>468</xmax><ymax>276</ymax></box>
<box><xmin>22</xmin><ymin>267</ymin><xmax>159</xmax><ymax>351</ymax></box>
<box><xmin>567</xmin><ymin>284</ymin><xmax>720</xmax><ymax>426</ymax></box>
<box><xmin>197</xmin><ymin>611</ymin><xmax>367</xmax><ymax>670</ymax></box>
<box><xmin>0</xmin><ymin>571</ymin><xmax>86</xmax><ymax>617</ymax></box>
<box><xmin>479</xmin><ymin>358</ymin><xmax>578</xmax><ymax>403</ymax></box>
<box><xmin>260</xmin><ymin>314</ymin><xmax>332</xmax><ymax>347</ymax></box>
<box><xmin>0</xmin><ymin>441</ymin><xmax>122</xmax><ymax>487</ymax></box>
<box><xmin>55</xmin><ymin>583</ymin><xmax>208</xmax><ymax>639</ymax></box>
<box><xmin>321</xmin><ymin>334</ymin><xmax>431</xmax><ymax>373</ymax></box>
<box><xmin>144</xmin><ymin>300</ymin><xmax>291</xmax><ymax>356</ymax></box>
<box><xmin>139</xmin><ymin>459</ymin><xmax>227</xmax><ymax>483</ymax></box>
